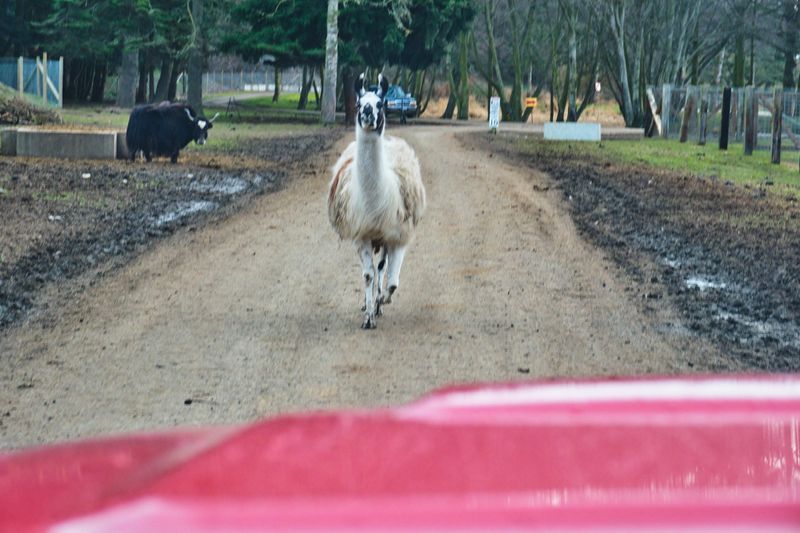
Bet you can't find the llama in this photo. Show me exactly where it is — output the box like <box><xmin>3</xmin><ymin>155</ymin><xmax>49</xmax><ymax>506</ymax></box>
<box><xmin>328</xmin><ymin>73</ymin><xmax>426</xmax><ymax>329</ymax></box>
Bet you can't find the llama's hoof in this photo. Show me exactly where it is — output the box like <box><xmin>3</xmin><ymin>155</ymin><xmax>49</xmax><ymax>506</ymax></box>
<box><xmin>361</xmin><ymin>315</ymin><xmax>377</xmax><ymax>329</ymax></box>
<box><xmin>384</xmin><ymin>286</ymin><xmax>397</xmax><ymax>304</ymax></box>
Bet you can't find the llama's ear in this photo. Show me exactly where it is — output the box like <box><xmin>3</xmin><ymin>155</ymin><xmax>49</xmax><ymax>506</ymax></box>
<box><xmin>377</xmin><ymin>73</ymin><xmax>389</xmax><ymax>99</ymax></box>
<box><xmin>355</xmin><ymin>73</ymin><xmax>366</xmax><ymax>97</ymax></box>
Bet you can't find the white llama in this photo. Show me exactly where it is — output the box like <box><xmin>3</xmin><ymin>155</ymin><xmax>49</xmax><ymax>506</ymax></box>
<box><xmin>328</xmin><ymin>73</ymin><xmax>426</xmax><ymax>329</ymax></box>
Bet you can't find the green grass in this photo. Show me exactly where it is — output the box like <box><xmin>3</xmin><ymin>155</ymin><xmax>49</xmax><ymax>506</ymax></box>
<box><xmin>60</xmin><ymin>106</ymin><xmax>130</xmax><ymax>128</ymax></box>
<box><xmin>528</xmin><ymin>138</ymin><xmax>800</xmax><ymax>195</ymax></box>
<box><xmin>57</xmin><ymin>105</ymin><xmax>323</xmax><ymax>149</ymax></box>
<box><xmin>237</xmin><ymin>92</ymin><xmax>319</xmax><ymax>110</ymax></box>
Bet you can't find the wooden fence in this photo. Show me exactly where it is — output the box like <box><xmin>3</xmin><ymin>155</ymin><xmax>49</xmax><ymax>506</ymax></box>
<box><xmin>0</xmin><ymin>54</ymin><xmax>63</xmax><ymax>108</ymax></box>
<box><xmin>649</xmin><ymin>84</ymin><xmax>800</xmax><ymax>165</ymax></box>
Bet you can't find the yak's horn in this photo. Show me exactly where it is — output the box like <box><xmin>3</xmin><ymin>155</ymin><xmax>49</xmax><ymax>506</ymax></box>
<box><xmin>209</xmin><ymin>112</ymin><xmax>220</xmax><ymax>123</ymax></box>
<box><xmin>184</xmin><ymin>108</ymin><xmax>195</xmax><ymax>121</ymax></box>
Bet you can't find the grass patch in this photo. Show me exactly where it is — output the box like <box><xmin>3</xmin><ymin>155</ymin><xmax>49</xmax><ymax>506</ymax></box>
<box><xmin>57</xmin><ymin>105</ymin><xmax>323</xmax><ymax>159</ymax></box>
<box><xmin>237</xmin><ymin>92</ymin><xmax>319</xmax><ymax>110</ymax></box>
<box><xmin>60</xmin><ymin>106</ymin><xmax>130</xmax><ymax>129</ymax></box>
<box><xmin>518</xmin><ymin>137</ymin><xmax>800</xmax><ymax>196</ymax></box>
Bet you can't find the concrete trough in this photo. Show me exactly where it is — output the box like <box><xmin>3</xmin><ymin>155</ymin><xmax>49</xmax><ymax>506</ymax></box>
<box><xmin>10</xmin><ymin>127</ymin><xmax>119</xmax><ymax>159</ymax></box>
<box><xmin>0</xmin><ymin>128</ymin><xmax>17</xmax><ymax>156</ymax></box>
<box><xmin>544</xmin><ymin>122</ymin><xmax>602</xmax><ymax>142</ymax></box>
<box><xmin>116</xmin><ymin>130</ymin><xmax>130</xmax><ymax>159</ymax></box>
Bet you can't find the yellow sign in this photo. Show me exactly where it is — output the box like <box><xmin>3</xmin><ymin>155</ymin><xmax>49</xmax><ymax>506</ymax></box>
<box><xmin>525</xmin><ymin>97</ymin><xmax>538</xmax><ymax>108</ymax></box>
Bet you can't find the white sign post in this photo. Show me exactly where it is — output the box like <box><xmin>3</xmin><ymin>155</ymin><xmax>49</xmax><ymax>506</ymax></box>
<box><xmin>489</xmin><ymin>96</ymin><xmax>500</xmax><ymax>132</ymax></box>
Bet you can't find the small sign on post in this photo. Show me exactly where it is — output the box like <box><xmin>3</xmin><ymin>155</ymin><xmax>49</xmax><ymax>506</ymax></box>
<box><xmin>489</xmin><ymin>96</ymin><xmax>500</xmax><ymax>132</ymax></box>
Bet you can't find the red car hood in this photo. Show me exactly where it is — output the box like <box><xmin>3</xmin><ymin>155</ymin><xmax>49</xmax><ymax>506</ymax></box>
<box><xmin>2</xmin><ymin>375</ymin><xmax>800</xmax><ymax>532</ymax></box>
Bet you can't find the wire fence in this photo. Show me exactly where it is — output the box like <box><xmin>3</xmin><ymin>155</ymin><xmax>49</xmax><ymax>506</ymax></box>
<box><xmin>0</xmin><ymin>56</ymin><xmax>63</xmax><ymax>107</ymax></box>
<box><xmin>202</xmin><ymin>66</ymin><xmax>311</xmax><ymax>95</ymax></box>
<box><xmin>654</xmin><ymin>84</ymin><xmax>800</xmax><ymax>151</ymax></box>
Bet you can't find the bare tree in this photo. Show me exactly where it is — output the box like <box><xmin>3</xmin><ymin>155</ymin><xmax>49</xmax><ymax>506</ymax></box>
<box><xmin>471</xmin><ymin>0</ymin><xmax>537</xmax><ymax>121</ymax></box>
<box><xmin>116</xmin><ymin>39</ymin><xmax>138</xmax><ymax>108</ymax></box>
<box><xmin>322</xmin><ymin>0</ymin><xmax>338</xmax><ymax>124</ymax></box>
<box><xmin>187</xmin><ymin>0</ymin><xmax>204</xmax><ymax>114</ymax></box>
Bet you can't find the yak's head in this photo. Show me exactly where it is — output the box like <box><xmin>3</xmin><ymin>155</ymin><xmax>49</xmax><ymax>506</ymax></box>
<box><xmin>355</xmin><ymin>73</ymin><xmax>388</xmax><ymax>135</ymax></box>
<box><xmin>184</xmin><ymin>108</ymin><xmax>218</xmax><ymax>145</ymax></box>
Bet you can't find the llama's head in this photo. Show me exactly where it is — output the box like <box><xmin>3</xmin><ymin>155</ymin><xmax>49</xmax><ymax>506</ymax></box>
<box><xmin>355</xmin><ymin>73</ymin><xmax>389</xmax><ymax>135</ymax></box>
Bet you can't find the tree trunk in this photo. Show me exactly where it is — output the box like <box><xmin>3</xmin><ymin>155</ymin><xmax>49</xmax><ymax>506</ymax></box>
<box><xmin>322</xmin><ymin>0</ymin><xmax>338</xmax><ymax>124</ymax></box>
<box><xmin>419</xmin><ymin>70</ymin><xmax>436</xmax><ymax>115</ymax></box>
<box><xmin>505</xmin><ymin>0</ymin><xmax>535</xmax><ymax>122</ymax></box>
<box><xmin>442</xmin><ymin>47</ymin><xmax>457</xmax><ymax>119</ymax></box>
<box><xmin>168</xmin><ymin>60</ymin><xmax>180</xmax><ymax>101</ymax></box>
<box><xmin>148</xmin><ymin>62</ymin><xmax>155</xmax><ymax>102</ymax></box>
<box><xmin>749</xmin><ymin>0</ymin><xmax>756</xmax><ymax>86</ymax></box>
<box><xmin>771</xmin><ymin>86</ymin><xmax>783</xmax><ymax>164</ymax></box>
<box><xmin>733</xmin><ymin>34</ymin><xmax>745</xmax><ymax>86</ymax></box>
<box><xmin>116</xmin><ymin>40</ymin><xmax>139</xmax><ymax>108</ymax></box>
<box><xmin>609</xmin><ymin>5</ymin><xmax>634</xmax><ymax>126</ymax></box>
<box><xmin>481</xmin><ymin>0</ymin><xmax>507</xmax><ymax>114</ymax></box>
<box><xmin>457</xmin><ymin>32</ymin><xmax>470</xmax><ymax>120</ymax></box>
<box><xmin>782</xmin><ymin>0</ymin><xmax>798</xmax><ymax>88</ymax></box>
<box><xmin>187</xmin><ymin>0</ymin><xmax>204</xmax><ymax>114</ymax></box>
<box><xmin>564</xmin><ymin>1</ymin><xmax>578</xmax><ymax>121</ymax></box>
<box><xmin>313</xmin><ymin>67</ymin><xmax>321</xmax><ymax>109</ymax></box>
<box><xmin>90</xmin><ymin>62</ymin><xmax>106</xmax><ymax>103</ymax></box>
<box><xmin>343</xmin><ymin>67</ymin><xmax>356</xmax><ymax>125</ymax></box>
<box><xmin>698</xmin><ymin>91</ymin><xmax>708</xmax><ymax>145</ymax></box>
<box><xmin>556</xmin><ymin>70</ymin><xmax>568</xmax><ymax>122</ymax></box>
<box><xmin>744</xmin><ymin>86</ymin><xmax>756</xmax><ymax>155</ymax></box>
<box><xmin>679</xmin><ymin>87</ymin><xmax>695</xmax><ymax>143</ymax></box>
<box><xmin>273</xmin><ymin>65</ymin><xmax>282</xmax><ymax>102</ymax></box>
<box><xmin>298</xmin><ymin>65</ymin><xmax>310</xmax><ymax>109</ymax></box>
<box><xmin>716</xmin><ymin>48</ymin><xmax>726</xmax><ymax>85</ymax></box>
<box><xmin>136</xmin><ymin>56</ymin><xmax>147</xmax><ymax>104</ymax></box>
<box><xmin>154</xmin><ymin>57</ymin><xmax>173</xmax><ymax>103</ymax></box>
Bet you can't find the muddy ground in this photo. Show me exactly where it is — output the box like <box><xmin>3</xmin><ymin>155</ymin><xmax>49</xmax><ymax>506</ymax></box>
<box><xmin>468</xmin><ymin>133</ymin><xmax>800</xmax><ymax>371</ymax></box>
<box><xmin>0</xmin><ymin>131</ymin><xmax>341</xmax><ymax>329</ymax></box>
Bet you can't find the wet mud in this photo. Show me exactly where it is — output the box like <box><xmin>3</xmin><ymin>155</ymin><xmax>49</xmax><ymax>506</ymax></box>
<box><xmin>470</xmin><ymin>133</ymin><xmax>800</xmax><ymax>371</ymax></box>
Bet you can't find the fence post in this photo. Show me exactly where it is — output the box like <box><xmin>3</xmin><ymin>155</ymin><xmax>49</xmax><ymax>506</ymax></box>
<box><xmin>42</xmin><ymin>52</ymin><xmax>48</xmax><ymax>101</ymax></box>
<box><xmin>17</xmin><ymin>57</ymin><xmax>23</xmax><ymax>98</ymax></box>
<box><xmin>698</xmin><ymin>86</ymin><xmax>708</xmax><ymax>146</ymax></box>
<box><xmin>661</xmin><ymin>84</ymin><xmax>671</xmax><ymax>138</ymax></box>
<box><xmin>58</xmin><ymin>57</ymin><xmax>64</xmax><ymax>108</ymax></box>
<box><xmin>771</xmin><ymin>86</ymin><xmax>782</xmax><ymax>164</ymax></box>
<box><xmin>679</xmin><ymin>86</ymin><xmax>694</xmax><ymax>143</ymax></box>
<box><xmin>744</xmin><ymin>86</ymin><xmax>755</xmax><ymax>155</ymax></box>
<box><xmin>719</xmin><ymin>87</ymin><xmax>731</xmax><ymax>150</ymax></box>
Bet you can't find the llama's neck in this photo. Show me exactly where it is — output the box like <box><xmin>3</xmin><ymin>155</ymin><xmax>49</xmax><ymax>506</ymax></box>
<box><xmin>354</xmin><ymin>128</ymin><xmax>392</xmax><ymax>205</ymax></box>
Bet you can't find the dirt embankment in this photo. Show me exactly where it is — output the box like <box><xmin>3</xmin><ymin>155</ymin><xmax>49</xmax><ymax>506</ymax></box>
<box><xmin>470</xmin><ymin>133</ymin><xmax>800</xmax><ymax>371</ymax></box>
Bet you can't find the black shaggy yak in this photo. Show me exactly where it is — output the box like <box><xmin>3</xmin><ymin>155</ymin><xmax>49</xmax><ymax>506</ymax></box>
<box><xmin>125</xmin><ymin>102</ymin><xmax>217</xmax><ymax>163</ymax></box>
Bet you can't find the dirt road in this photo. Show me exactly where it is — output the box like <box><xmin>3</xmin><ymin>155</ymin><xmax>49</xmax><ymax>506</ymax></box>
<box><xmin>0</xmin><ymin>126</ymin><xmax>717</xmax><ymax>448</ymax></box>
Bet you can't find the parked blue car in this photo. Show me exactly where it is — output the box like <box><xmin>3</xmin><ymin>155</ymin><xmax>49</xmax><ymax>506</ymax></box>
<box><xmin>369</xmin><ymin>84</ymin><xmax>418</xmax><ymax>122</ymax></box>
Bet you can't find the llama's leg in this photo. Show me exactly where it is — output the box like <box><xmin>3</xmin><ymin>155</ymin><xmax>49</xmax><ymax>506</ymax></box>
<box><xmin>358</xmin><ymin>240</ymin><xmax>377</xmax><ymax>329</ymax></box>
<box><xmin>375</xmin><ymin>246</ymin><xmax>388</xmax><ymax>316</ymax></box>
<box><xmin>384</xmin><ymin>244</ymin><xmax>407</xmax><ymax>305</ymax></box>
